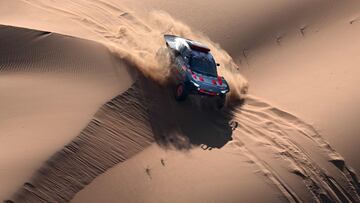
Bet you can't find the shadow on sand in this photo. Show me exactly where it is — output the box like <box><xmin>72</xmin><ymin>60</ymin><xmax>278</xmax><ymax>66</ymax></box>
<box><xmin>139</xmin><ymin>76</ymin><xmax>243</xmax><ymax>150</ymax></box>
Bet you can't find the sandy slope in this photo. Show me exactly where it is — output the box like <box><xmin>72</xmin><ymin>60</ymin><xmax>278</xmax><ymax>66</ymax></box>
<box><xmin>122</xmin><ymin>0</ymin><xmax>360</xmax><ymax>55</ymax></box>
<box><xmin>0</xmin><ymin>1</ymin><xmax>100</xmax><ymax>42</ymax></box>
<box><xmin>11</xmin><ymin>69</ymin><xmax>359</xmax><ymax>202</ymax></box>
<box><xmin>122</xmin><ymin>1</ymin><xmax>360</xmax><ymax>173</ymax></box>
<box><xmin>121</xmin><ymin>1</ymin><xmax>360</xmax><ymax>173</ymax></box>
<box><xmin>0</xmin><ymin>25</ymin><xmax>134</xmax><ymax>199</ymax></box>
<box><xmin>123</xmin><ymin>0</ymin><xmax>360</xmax><ymax>183</ymax></box>
<box><xmin>72</xmin><ymin>145</ymin><xmax>286</xmax><ymax>203</ymax></box>
<box><xmin>12</xmin><ymin>80</ymin><xmax>154</xmax><ymax>202</ymax></box>
<box><xmin>241</xmin><ymin>17</ymin><xmax>360</xmax><ymax>174</ymax></box>
<box><xmin>1</xmin><ymin>0</ymin><xmax>360</xmax><ymax>202</ymax></box>
<box><xmin>72</xmin><ymin>77</ymin><xmax>360</xmax><ymax>202</ymax></box>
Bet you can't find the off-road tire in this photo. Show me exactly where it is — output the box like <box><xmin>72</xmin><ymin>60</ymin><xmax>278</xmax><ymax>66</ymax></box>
<box><xmin>174</xmin><ymin>83</ymin><xmax>188</xmax><ymax>101</ymax></box>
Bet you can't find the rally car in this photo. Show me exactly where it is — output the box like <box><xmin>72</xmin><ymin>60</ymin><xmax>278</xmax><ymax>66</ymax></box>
<box><xmin>164</xmin><ymin>34</ymin><xmax>230</xmax><ymax>108</ymax></box>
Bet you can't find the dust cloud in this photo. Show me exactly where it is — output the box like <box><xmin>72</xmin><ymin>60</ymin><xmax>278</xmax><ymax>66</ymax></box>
<box><xmin>22</xmin><ymin>0</ymin><xmax>248</xmax><ymax>100</ymax></box>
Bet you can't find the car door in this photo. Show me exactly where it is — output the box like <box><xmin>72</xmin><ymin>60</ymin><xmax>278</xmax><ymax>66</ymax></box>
<box><xmin>173</xmin><ymin>56</ymin><xmax>187</xmax><ymax>84</ymax></box>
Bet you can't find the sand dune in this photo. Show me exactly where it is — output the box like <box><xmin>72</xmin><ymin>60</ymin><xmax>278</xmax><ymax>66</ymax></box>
<box><xmin>13</xmin><ymin>80</ymin><xmax>153</xmax><ymax>202</ymax></box>
<box><xmin>1</xmin><ymin>0</ymin><xmax>360</xmax><ymax>202</ymax></box>
<box><xmin>72</xmin><ymin>145</ymin><xmax>287</xmax><ymax>203</ymax></box>
<box><xmin>9</xmin><ymin>69</ymin><xmax>360</xmax><ymax>202</ymax></box>
<box><xmin>71</xmin><ymin>78</ymin><xmax>360</xmax><ymax>202</ymax></box>
<box><xmin>241</xmin><ymin>15</ymin><xmax>360</xmax><ymax>174</ymax></box>
<box><xmin>0</xmin><ymin>25</ymin><xmax>134</xmax><ymax>200</ymax></box>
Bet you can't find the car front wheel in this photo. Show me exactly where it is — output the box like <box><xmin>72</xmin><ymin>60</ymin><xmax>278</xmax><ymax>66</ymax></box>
<box><xmin>174</xmin><ymin>83</ymin><xmax>187</xmax><ymax>101</ymax></box>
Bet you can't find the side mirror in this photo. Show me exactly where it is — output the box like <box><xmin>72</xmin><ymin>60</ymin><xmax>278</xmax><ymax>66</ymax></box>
<box><xmin>216</xmin><ymin>63</ymin><xmax>220</xmax><ymax>67</ymax></box>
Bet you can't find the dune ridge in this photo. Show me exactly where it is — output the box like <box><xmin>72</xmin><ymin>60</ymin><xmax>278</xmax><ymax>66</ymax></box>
<box><xmin>0</xmin><ymin>24</ymin><xmax>135</xmax><ymax>200</ymax></box>
<box><xmin>12</xmin><ymin>80</ymin><xmax>153</xmax><ymax>202</ymax></box>
<box><xmin>229</xmin><ymin>96</ymin><xmax>360</xmax><ymax>202</ymax></box>
<box><xmin>0</xmin><ymin>25</ymin><xmax>117</xmax><ymax>74</ymax></box>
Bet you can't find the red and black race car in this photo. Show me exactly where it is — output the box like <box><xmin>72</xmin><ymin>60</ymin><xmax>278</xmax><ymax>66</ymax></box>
<box><xmin>164</xmin><ymin>35</ymin><xmax>230</xmax><ymax>108</ymax></box>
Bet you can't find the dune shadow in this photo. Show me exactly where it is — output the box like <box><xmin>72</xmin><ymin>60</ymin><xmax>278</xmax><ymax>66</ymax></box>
<box><xmin>139</xmin><ymin>75</ymin><xmax>243</xmax><ymax>150</ymax></box>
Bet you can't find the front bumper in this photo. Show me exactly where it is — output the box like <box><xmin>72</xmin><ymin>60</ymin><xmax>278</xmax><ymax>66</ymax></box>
<box><xmin>186</xmin><ymin>81</ymin><xmax>228</xmax><ymax>97</ymax></box>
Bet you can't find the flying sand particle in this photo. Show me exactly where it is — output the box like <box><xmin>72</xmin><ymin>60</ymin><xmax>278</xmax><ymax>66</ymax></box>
<box><xmin>350</xmin><ymin>17</ymin><xmax>360</xmax><ymax>24</ymax></box>
<box><xmin>145</xmin><ymin>167</ymin><xmax>152</xmax><ymax>179</ymax></box>
<box><xmin>242</xmin><ymin>48</ymin><xmax>249</xmax><ymax>59</ymax></box>
<box><xmin>276</xmin><ymin>35</ymin><xmax>284</xmax><ymax>45</ymax></box>
<box><xmin>300</xmin><ymin>26</ymin><xmax>308</xmax><ymax>36</ymax></box>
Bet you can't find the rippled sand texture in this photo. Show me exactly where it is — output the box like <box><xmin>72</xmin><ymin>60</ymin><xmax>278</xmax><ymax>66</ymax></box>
<box><xmin>0</xmin><ymin>25</ymin><xmax>134</xmax><ymax>199</ymax></box>
<box><xmin>13</xmin><ymin>81</ymin><xmax>154</xmax><ymax>202</ymax></box>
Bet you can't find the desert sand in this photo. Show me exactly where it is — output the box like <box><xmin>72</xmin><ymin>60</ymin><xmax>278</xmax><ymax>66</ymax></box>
<box><xmin>0</xmin><ymin>24</ymin><xmax>135</xmax><ymax>199</ymax></box>
<box><xmin>1</xmin><ymin>0</ymin><xmax>360</xmax><ymax>202</ymax></box>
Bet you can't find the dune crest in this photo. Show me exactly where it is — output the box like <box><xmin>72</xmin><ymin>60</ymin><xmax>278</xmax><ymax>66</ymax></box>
<box><xmin>12</xmin><ymin>80</ymin><xmax>154</xmax><ymax>202</ymax></box>
<box><xmin>229</xmin><ymin>96</ymin><xmax>360</xmax><ymax>202</ymax></box>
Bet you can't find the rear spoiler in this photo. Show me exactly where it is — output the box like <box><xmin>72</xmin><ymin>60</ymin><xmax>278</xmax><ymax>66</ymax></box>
<box><xmin>164</xmin><ymin>34</ymin><xmax>210</xmax><ymax>53</ymax></box>
<box><xmin>187</xmin><ymin>41</ymin><xmax>210</xmax><ymax>52</ymax></box>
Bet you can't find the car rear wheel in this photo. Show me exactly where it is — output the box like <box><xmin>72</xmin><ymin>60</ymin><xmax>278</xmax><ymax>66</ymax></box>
<box><xmin>174</xmin><ymin>83</ymin><xmax>187</xmax><ymax>101</ymax></box>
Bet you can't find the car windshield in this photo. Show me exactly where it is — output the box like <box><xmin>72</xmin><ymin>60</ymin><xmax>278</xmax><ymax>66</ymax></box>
<box><xmin>189</xmin><ymin>51</ymin><xmax>217</xmax><ymax>76</ymax></box>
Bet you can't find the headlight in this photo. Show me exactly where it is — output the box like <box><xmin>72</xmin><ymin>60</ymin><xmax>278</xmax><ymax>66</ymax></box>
<box><xmin>191</xmin><ymin>81</ymin><xmax>200</xmax><ymax>87</ymax></box>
